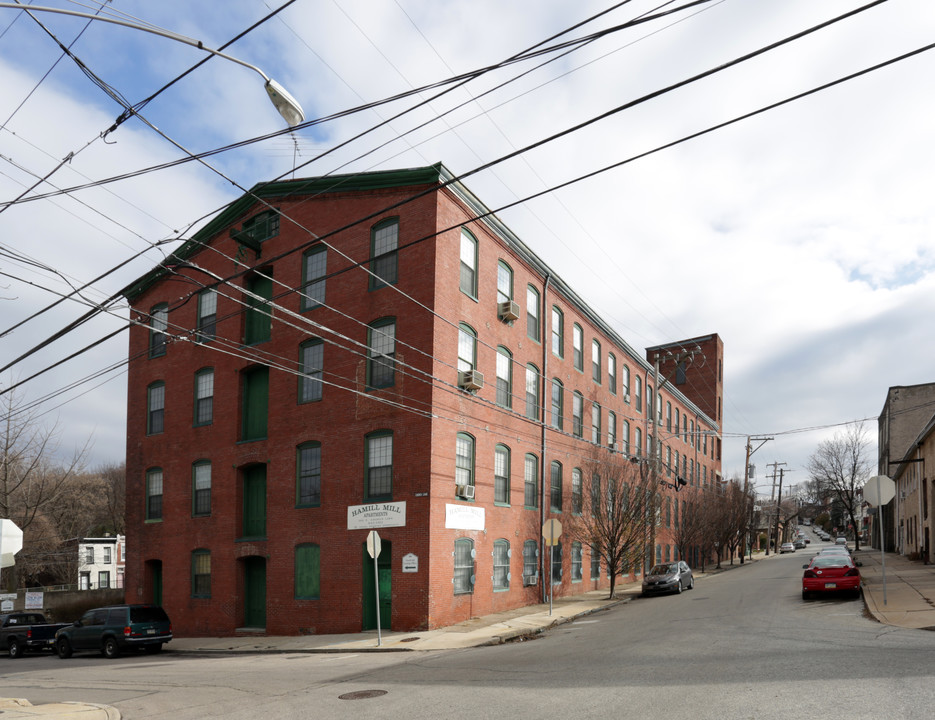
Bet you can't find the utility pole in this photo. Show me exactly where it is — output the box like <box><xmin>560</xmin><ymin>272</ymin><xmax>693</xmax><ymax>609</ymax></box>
<box><xmin>770</xmin><ymin>466</ymin><xmax>789</xmax><ymax>551</ymax></box>
<box><xmin>742</xmin><ymin>436</ymin><xmax>772</xmax><ymax>560</ymax></box>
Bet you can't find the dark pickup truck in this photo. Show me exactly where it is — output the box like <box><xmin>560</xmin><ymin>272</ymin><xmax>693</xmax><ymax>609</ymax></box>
<box><xmin>1</xmin><ymin>611</ymin><xmax>69</xmax><ymax>658</ymax></box>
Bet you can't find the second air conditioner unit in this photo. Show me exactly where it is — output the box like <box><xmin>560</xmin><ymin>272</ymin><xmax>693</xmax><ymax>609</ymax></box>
<box><xmin>457</xmin><ymin>484</ymin><xmax>475</xmax><ymax>500</ymax></box>
<box><xmin>459</xmin><ymin>370</ymin><xmax>484</xmax><ymax>391</ymax></box>
<box><xmin>498</xmin><ymin>300</ymin><xmax>521</xmax><ymax>322</ymax></box>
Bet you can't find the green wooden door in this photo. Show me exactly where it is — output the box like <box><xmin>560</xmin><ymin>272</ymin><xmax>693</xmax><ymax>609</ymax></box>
<box><xmin>242</xmin><ymin>367</ymin><xmax>269</xmax><ymax>441</ymax></box>
<box><xmin>362</xmin><ymin>541</ymin><xmax>391</xmax><ymax>631</ymax></box>
<box><xmin>244</xmin><ymin>274</ymin><xmax>272</xmax><ymax>344</ymax></box>
<box><xmin>242</xmin><ymin>465</ymin><xmax>267</xmax><ymax>539</ymax></box>
<box><xmin>150</xmin><ymin>561</ymin><xmax>163</xmax><ymax>606</ymax></box>
<box><xmin>243</xmin><ymin>557</ymin><xmax>266</xmax><ymax>628</ymax></box>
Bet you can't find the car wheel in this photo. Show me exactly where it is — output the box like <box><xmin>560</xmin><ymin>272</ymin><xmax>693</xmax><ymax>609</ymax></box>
<box><xmin>102</xmin><ymin>637</ymin><xmax>121</xmax><ymax>659</ymax></box>
<box><xmin>676</xmin><ymin>580</ymin><xmax>683</xmax><ymax>594</ymax></box>
<box><xmin>9</xmin><ymin>638</ymin><xmax>24</xmax><ymax>659</ymax></box>
<box><xmin>688</xmin><ymin>577</ymin><xmax>694</xmax><ymax>590</ymax></box>
<box><xmin>144</xmin><ymin>644</ymin><xmax>163</xmax><ymax>654</ymax></box>
<box><xmin>56</xmin><ymin>637</ymin><xmax>73</xmax><ymax>659</ymax></box>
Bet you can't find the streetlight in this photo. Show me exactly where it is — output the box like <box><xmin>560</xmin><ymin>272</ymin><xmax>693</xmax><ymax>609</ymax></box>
<box><xmin>0</xmin><ymin>4</ymin><xmax>305</xmax><ymax>126</ymax></box>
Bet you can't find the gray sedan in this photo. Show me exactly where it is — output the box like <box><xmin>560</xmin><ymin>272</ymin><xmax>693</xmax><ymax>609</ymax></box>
<box><xmin>642</xmin><ymin>561</ymin><xmax>694</xmax><ymax>596</ymax></box>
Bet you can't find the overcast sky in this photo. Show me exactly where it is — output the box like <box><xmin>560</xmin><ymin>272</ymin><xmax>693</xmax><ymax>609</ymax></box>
<box><xmin>2</xmin><ymin>0</ymin><xmax>933</xmax><ymax>494</ymax></box>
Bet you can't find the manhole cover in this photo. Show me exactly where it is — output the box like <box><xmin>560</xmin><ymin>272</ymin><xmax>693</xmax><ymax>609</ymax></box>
<box><xmin>339</xmin><ymin>690</ymin><xmax>387</xmax><ymax>701</ymax></box>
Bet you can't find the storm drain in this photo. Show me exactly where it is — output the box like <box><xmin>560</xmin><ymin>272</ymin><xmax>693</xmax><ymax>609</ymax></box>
<box><xmin>339</xmin><ymin>690</ymin><xmax>387</xmax><ymax>701</ymax></box>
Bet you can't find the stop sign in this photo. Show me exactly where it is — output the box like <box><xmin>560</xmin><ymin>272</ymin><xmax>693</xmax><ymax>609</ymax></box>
<box><xmin>863</xmin><ymin>475</ymin><xmax>896</xmax><ymax>507</ymax></box>
<box><xmin>0</xmin><ymin>519</ymin><xmax>23</xmax><ymax>569</ymax></box>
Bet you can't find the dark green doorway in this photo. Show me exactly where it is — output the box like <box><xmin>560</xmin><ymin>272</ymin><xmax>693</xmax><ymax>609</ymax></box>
<box><xmin>362</xmin><ymin>540</ymin><xmax>391</xmax><ymax>631</ymax></box>
<box><xmin>242</xmin><ymin>465</ymin><xmax>267</xmax><ymax>539</ymax></box>
<box><xmin>147</xmin><ymin>560</ymin><xmax>163</xmax><ymax>606</ymax></box>
<box><xmin>243</xmin><ymin>556</ymin><xmax>267</xmax><ymax>628</ymax></box>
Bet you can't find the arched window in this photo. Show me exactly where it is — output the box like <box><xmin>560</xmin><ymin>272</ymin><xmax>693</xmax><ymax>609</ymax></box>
<box><xmin>370</xmin><ymin>218</ymin><xmax>398</xmax><ymax>289</ymax></box>
<box><xmin>493</xmin><ymin>539</ymin><xmax>510</xmax><ymax>590</ymax></box>
<box><xmin>494</xmin><ymin>444</ymin><xmax>510</xmax><ymax>505</ymax></box>
<box><xmin>454</xmin><ymin>538</ymin><xmax>475</xmax><ymax>594</ymax></box>
<box><xmin>367</xmin><ymin>318</ymin><xmax>396</xmax><ymax>389</ymax></box>
<box><xmin>496</xmin><ymin>347</ymin><xmax>512</xmax><ymax>408</ymax></box>
<box><xmin>459</xmin><ymin>228</ymin><xmax>478</xmax><ymax>298</ymax></box>
<box><xmin>550</xmin><ymin>461</ymin><xmax>563</xmax><ymax>511</ymax></box>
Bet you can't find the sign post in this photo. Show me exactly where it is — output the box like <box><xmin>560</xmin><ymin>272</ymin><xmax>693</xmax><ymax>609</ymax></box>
<box><xmin>366</xmin><ymin>530</ymin><xmax>382</xmax><ymax>646</ymax></box>
<box><xmin>863</xmin><ymin>475</ymin><xmax>896</xmax><ymax>605</ymax></box>
<box><xmin>542</xmin><ymin>519</ymin><xmax>562</xmax><ymax>616</ymax></box>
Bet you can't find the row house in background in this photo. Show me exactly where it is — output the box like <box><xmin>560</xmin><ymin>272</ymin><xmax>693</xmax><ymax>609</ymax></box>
<box><xmin>77</xmin><ymin>535</ymin><xmax>126</xmax><ymax>590</ymax></box>
<box><xmin>878</xmin><ymin>383</ymin><xmax>935</xmax><ymax>561</ymax></box>
<box><xmin>122</xmin><ymin>164</ymin><xmax>724</xmax><ymax>636</ymax></box>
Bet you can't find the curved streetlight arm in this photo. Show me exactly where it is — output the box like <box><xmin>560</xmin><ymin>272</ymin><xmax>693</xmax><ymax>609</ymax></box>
<box><xmin>0</xmin><ymin>3</ymin><xmax>305</xmax><ymax>126</ymax></box>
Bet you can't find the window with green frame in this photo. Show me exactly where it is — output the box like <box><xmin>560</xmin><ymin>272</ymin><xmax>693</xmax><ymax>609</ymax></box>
<box><xmin>493</xmin><ymin>539</ymin><xmax>510</xmax><ymax>590</ymax></box>
<box><xmin>494</xmin><ymin>444</ymin><xmax>510</xmax><ymax>504</ymax></box>
<box><xmin>455</xmin><ymin>432</ymin><xmax>474</xmax><ymax>493</ymax></box>
<box><xmin>146</xmin><ymin>468</ymin><xmax>163</xmax><ymax>521</ymax></box>
<box><xmin>550</xmin><ymin>379</ymin><xmax>563</xmax><ymax>430</ymax></box>
<box><xmin>193</xmin><ymin>368</ymin><xmax>213</xmax><ymax>426</ymax></box>
<box><xmin>571</xmin><ymin>541</ymin><xmax>583</xmax><ymax>581</ymax></box>
<box><xmin>496</xmin><ymin>260</ymin><xmax>513</xmax><ymax>304</ymax></box>
<box><xmin>196</xmin><ymin>289</ymin><xmax>217</xmax><ymax>342</ymax></box>
<box><xmin>522</xmin><ymin>540</ymin><xmax>538</xmax><ymax>582</ymax></box>
<box><xmin>147</xmin><ymin>381</ymin><xmax>165</xmax><ymax>435</ymax></box>
<box><xmin>367</xmin><ymin>318</ymin><xmax>396</xmax><ymax>389</ymax></box>
<box><xmin>592</xmin><ymin>339</ymin><xmax>602</xmax><ymax>383</ymax></box>
<box><xmin>608</xmin><ymin>353</ymin><xmax>617</xmax><ymax>395</ymax></box>
<box><xmin>524</xmin><ymin>453</ymin><xmax>538</xmax><ymax>508</ymax></box>
<box><xmin>296</xmin><ymin>442</ymin><xmax>321</xmax><ymax>507</ymax></box>
<box><xmin>525</xmin><ymin>364</ymin><xmax>539</xmax><ymax>420</ymax></box>
<box><xmin>591</xmin><ymin>473</ymin><xmax>600</xmax><ymax>515</ymax></box>
<box><xmin>365</xmin><ymin>431</ymin><xmax>392</xmax><ymax>501</ymax></box>
<box><xmin>591</xmin><ymin>403</ymin><xmax>601</xmax><ymax>445</ymax></box>
<box><xmin>551</xmin><ymin>306</ymin><xmax>563</xmax><ymax>358</ymax></box>
<box><xmin>572</xmin><ymin>392</ymin><xmax>583</xmax><ymax>437</ymax></box>
<box><xmin>453</xmin><ymin>538</ymin><xmax>474</xmax><ymax>594</ymax></box>
<box><xmin>572</xmin><ymin>468</ymin><xmax>582</xmax><ymax>514</ymax></box>
<box><xmin>591</xmin><ymin>548</ymin><xmax>601</xmax><ymax>579</ymax></box>
<box><xmin>526</xmin><ymin>285</ymin><xmax>540</xmax><ymax>342</ymax></box>
<box><xmin>191</xmin><ymin>549</ymin><xmax>210</xmax><ymax>598</ymax></box>
<box><xmin>572</xmin><ymin>324</ymin><xmax>583</xmax><ymax>371</ymax></box>
<box><xmin>457</xmin><ymin>323</ymin><xmax>476</xmax><ymax>373</ymax></box>
<box><xmin>459</xmin><ymin>228</ymin><xmax>477</xmax><ymax>298</ymax></box>
<box><xmin>192</xmin><ymin>460</ymin><xmax>211</xmax><ymax>516</ymax></box>
<box><xmin>299</xmin><ymin>339</ymin><xmax>323</xmax><ymax>403</ymax></box>
<box><xmin>241</xmin><ymin>366</ymin><xmax>269</xmax><ymax>441</ymax></box>
<box><xmin>550</xmin><ymin>461</ymin><xmax>562</xmax><ymax>512</ymax></box>
<box><xmin>294</xmin><ymin>543</ymin><xmax>321</xmax><ymax>599</ymax></box>
<box><xmin>244</xmin><ymin>270</ymin><xmax>273</xmax><ymax>345</ymax></box>
<box><xmin>551</xmin><ymin>541</ymin><xmax>563</xmax><ymax>583</ymax></box>
<box><xmin>370</xmin><ymin>218</ymin><xmax>398</xmax><ymax>289</ymax></box>
<box><xmin>301</xmin><ymin>246</ymin><xmax>327</xmax><ymax>310</ymax></box>
<box><xmin>495</xmin><ymin>347</ymin><xmax>512</xmax><ymax>408</ymax></box>
<box><xmin>149</xmin><ymin>303</ymin><xmax>168</xmax><ymax>358</ymax></box>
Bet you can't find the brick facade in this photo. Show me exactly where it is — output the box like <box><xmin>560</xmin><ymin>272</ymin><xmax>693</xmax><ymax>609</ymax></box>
<box><xmin>123</xmin><ymin>165</ymin><xmax>723</xmax><ymax>636</ymax></box>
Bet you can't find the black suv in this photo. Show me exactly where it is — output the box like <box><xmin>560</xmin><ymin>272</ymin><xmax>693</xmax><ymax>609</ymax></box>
<box><xmin>55</xmin><ymin>604</ymin><xmax>172</xmax><ymax>659</ymax></box>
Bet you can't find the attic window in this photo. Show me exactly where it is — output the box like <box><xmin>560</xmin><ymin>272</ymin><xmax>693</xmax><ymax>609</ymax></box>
<box><xmin>230</xmin><ymin>209</ymin><xmax>280</xmax><ymax>253</ymax></box>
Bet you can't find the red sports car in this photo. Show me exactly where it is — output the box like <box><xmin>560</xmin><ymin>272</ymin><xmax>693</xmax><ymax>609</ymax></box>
<box><xmin>802</xmin><ymin>555</ymin><xmax>861</xmax><ymax>600</ymax></box>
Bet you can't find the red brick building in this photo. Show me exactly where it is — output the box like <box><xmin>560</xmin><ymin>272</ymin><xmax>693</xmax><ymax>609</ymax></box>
<box><xmin>122</xmin><ymin>164</ymin><xmax>723</xmax><ymax>636</ymax></box>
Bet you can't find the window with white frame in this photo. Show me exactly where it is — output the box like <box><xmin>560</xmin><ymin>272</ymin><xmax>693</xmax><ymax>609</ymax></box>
<box><xmin>456</xmin><ymin>433</ymin><xmax>475</xmax><ymax>492</ymax></box>
<box><xmin>497</xmin><ymin>261</ymin><xmax>513</xmax><ymax>304</ymax></box>
<box><xmin>458</xmin><ymin>323</ymin><xmax>477</xmax><ymax>373</ymax></box>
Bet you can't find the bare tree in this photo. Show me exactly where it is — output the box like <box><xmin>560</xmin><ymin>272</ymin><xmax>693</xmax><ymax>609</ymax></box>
<box><xmin>567</xmin><ymin>448</ymin><xmax>657</xmax><ymax>599</ymax></box>
<box><xmin>672</xmin><ymin>491</ymin><xmax>706</xmax><ymax>567</ymax></box>
<box><xmin>0</xmin><ymin>386</ymin><xmax>90</xmax><ymax>589</ymax></box>
<box><xmin>806</xmin><ymin>422</ymin><xmax>872</xmax><ymax>551</ymax></box>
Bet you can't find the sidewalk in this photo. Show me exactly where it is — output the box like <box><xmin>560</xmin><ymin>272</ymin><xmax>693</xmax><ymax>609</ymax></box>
<box><xmin>855</xmin><ymin>546</ymin><xmax>935</xmax><ymax>630</ymax></box>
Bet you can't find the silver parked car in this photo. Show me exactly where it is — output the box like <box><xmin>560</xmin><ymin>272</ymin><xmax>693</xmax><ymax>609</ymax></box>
<box><xmin>642</xmin><ymin>561</ymin><xmax>694</xmax><ymax>596</ymax></box>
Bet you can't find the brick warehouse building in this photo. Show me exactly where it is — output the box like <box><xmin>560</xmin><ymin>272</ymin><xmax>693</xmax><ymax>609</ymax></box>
<box><xmin>122</xmin><ymin>164</ymin><xmax>723</xmax><ymax>636</ymax></box>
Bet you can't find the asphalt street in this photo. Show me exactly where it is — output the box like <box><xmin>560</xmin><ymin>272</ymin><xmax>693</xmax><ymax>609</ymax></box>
<box><xmin>4</xmin><ymin>551</ymin><xmax>935</xmax><ymax>719</ymax></box>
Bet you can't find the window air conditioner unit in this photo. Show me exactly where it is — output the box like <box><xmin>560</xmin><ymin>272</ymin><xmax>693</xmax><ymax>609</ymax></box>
<box><xmin>459</xmin><ymin>369</ymin><xmax>484</xmax><ymax>391</ymax></box>
<box><xmin>524</xmin><ymin>573</ymin><xmax>539</xmax><ymax>586</ymax></box>
<box><xmin>498</xmin><ymin>300</ymin><xmax>521</xmax><ymax>322</ymax></box>
<box><xmin>458</xmin><ymin>484</ymin><xmax>475</xmax><ymax>500</ymax></box>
